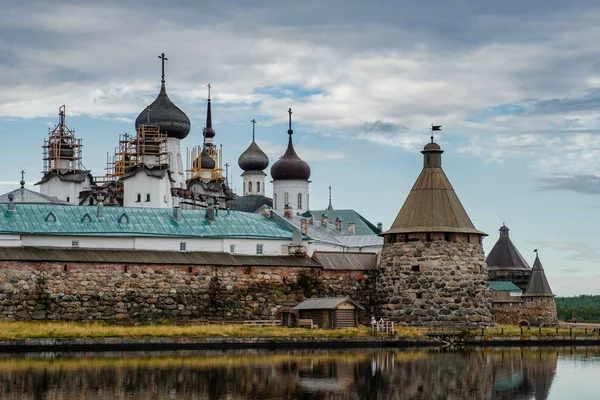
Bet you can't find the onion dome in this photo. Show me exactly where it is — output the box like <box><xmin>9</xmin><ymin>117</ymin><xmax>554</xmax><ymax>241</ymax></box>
<box><xmin>271</xmin><ymin>108</ymin><xmax>311</xmax><ymax>181</ymax></box>
<box><xmin>135</xmin><ymin>54</ymin><xmax>190</xmax><ymax>140</ymax></box>
<box><xmin>238</xmin><ymin>119</ymin><xmax>269</xmax><ymax>171</ymax></box>
<box><xmin>200</xmin><ymin>147</ymin><xmax>215</xmax><ymax>169</ymax></box>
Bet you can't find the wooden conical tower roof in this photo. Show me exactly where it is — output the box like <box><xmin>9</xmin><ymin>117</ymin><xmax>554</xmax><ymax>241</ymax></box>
<box><xmin>382</xmin><ymin>141</ymin><xmax>486</xmax><ymax>236</ymax></box>
<box><xmin>523</xmin><ymin>254</ymin><xmax>554</xmax><ymax>297</ymax></box>
<box><xmin>486</xmin><ymin>224</ymin><xmax>531</xmax><ymax>270</ymax></box>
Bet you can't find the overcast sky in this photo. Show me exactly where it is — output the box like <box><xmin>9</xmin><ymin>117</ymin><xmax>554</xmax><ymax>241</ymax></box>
<box><xmin>1</xmin><ymin>0</ymin><xmax>600</xmax><ymax>296</ymax></box>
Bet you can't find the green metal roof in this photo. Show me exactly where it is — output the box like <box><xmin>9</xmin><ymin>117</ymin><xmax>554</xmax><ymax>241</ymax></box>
<box><xmin>302</xmin><ymin>209</ymin><xmax>381</xmax><ymax>235</ymax></box>
<box><xmin>0</xmin><ymin>204</ymin><xmax>295</xmax><ymax>239</ymax></box>
<box><xmin>489</xmin><ymin>281</ymin><xmax>523</xmax><ymax>292</ymax></box>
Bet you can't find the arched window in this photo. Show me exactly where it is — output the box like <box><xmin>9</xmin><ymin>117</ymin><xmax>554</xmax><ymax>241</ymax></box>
<box><xmin>284</xmin><ymin>192</ymin><xmax>289</xmax><ymax>206</ymax></box>
<box><xmin>273</xmin><ymin>193</ymin><xmax>278</xmax><ymax>209</ymax></box>
<box><xmin>297</xmin><ymin>193</ymin><xmax>302</xmax><ymax>209</ymax></box>
<box><xmin>256</xmin><ymin>182</ymin><xmax>260</xmax><ymax>193</ymax></box>
<box><xmin>249</xmin><ymin>181</ymin><xmax>253</xmax><ymax>193</ymax></box>
<box><xmin>243</xmin><ymin>182</ymin><xmax>246</xmax><ymax>193</ymax></box>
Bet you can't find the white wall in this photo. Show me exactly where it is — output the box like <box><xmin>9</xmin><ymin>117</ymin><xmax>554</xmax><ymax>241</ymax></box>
<box><xmin>272</xmin><ymin>179</ymin><xmax>309</xmax><ymax>214</ymax></box>
<box><xmin>123</xmin><ymin>172</ymin><xmax>172</xmax><ymax>208</ymax></box>
<box><xmin>242</xmin><ymin>171</ymin><xmax>266</xmax><ymax>196</ymax></box>
<box><xmin>166</xmin><ymin>138</ymin><xmax>186</xmax><ymax>189</ymax></box>
<box><xmin>39</xmin><ymin>175</ymin><xmax>92</xmax><ymax>204</ymax></box>
<box><xmin>1</xmin><ymin>234</ymin><xmax>291</xmax><ymax>255</ymax></box>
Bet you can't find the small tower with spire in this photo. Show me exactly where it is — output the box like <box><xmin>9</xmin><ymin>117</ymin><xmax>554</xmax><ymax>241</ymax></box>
<box><xmin>270</xmin><ymin>108</ymin><xmax>311</xmax><ymax>214</ymax></box>
<box><xmin>36</xmin><ymin>105</ymin><xmax>92</xmax><ymax>204</ymax></box>
<box><xmin>486</xmin><ymin>223</ymin><xmax>532</xmax><ymax>291</ymax></box>
<box><xmin>520</xmin><ymin>250</ymin><xmax>558</xmax><ymax>326</ymax></box>
<box><xmin>376</xmin><ymin>127</ymin><xmax>494</xmax><ymax>327</ymax></box>
<box><xmin>238</xmin><ymin>119</ymin><xmax>269</xmax><ymax>196</ymax></box>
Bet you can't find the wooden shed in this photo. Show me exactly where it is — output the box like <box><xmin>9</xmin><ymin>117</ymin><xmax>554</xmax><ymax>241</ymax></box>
<box><xmin>293</xmin><ymin>297</ymin><xmax>364</xmax><ymax>329</ymax></box>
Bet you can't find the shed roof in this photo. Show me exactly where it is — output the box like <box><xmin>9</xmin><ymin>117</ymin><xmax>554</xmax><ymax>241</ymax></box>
<box><xmin>312</xmin><ymin>252</ymin><xmax>377</xmax><ymax>271</ymax></box>
<box><xmin>293</xmin><ymin>297</ymin><xmax>365</xmax><ymax>310</ymax></box>
<box><xmin>0</xmin><ymin>203</ymin><xmax>294</xmax><ymax>239</ymax></box>
<box><xmin>382</xmin><ymin>156</ymin><xmax>486</xmax><ymax>236</ymax></box>
<box><xmin>489</xmin><ymin>281</ymin><xmax>523</xmax><ymax>292</ymax></box>
<box><xmin>523</xmin><ymin>255</ymin><xmax>554</xmax><ymax>297</ymax></box>
<box><xmin>0</xmin><ymin>246</ymin><xmax>321</xmax><ymax>267</ymax></box>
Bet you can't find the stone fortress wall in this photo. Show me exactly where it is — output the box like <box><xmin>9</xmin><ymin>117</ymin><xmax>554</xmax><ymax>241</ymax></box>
<box><xmin>0</xmin><ymin>261</ymin><xmax>376</xmax><ymax>322</ymax></box>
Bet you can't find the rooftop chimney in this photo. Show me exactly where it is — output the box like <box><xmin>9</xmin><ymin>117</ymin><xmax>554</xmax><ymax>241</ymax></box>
<box><xmin>348</xmin><ymin>222</ymin><xmax>355</xmax><ymax>235</ymax></box>
<box><xmin>309</xmin><ymin>216</ymin><xmax>314</xmax><ymax>225</ymax></box>
<box><xmin>205</xmin><ymin>198</ymin><xmax>215</xmax><ymax>221</ymax></box>
<box><xmin>321</xmin><ymin>213</ymin><xmax>329</xmax><ymax>227</ymax></box>
<box><xmin>284</xmin><ymin>204</ymin><xmax>294</xmax><ymax>219</ymax></box>
<box><xmin>377</xmin><ymin>222</ymin><xmax>383</xmax><ymax>232</ymax></box>
<box><xmin>335</xmin><ymin>216</ymin><xmax>343</xmax><ymax>231</ymax></box>
<box><xmin>173</xmin><ymin>206</ymin><xmax>182</xmax><ymax>222</ymax></box>
<box><xmin>7</xmin><ymin>194</ymin><xmax>14</xmax><ymax>211</ymax></box>
<box><xmin>300</xmin><ymin>218</ymin><xmax>308</xmax><ymax>236</ymax></box>
<box><xmin>97</xmin><ymin>199</ymin><xmax>104</xmax><ymax>220</ymax></box>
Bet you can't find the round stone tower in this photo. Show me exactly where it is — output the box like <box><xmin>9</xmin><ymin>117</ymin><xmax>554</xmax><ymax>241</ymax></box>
<box><xmin>377</xmin><ymin>138</ymin><xmax>494</xmax><ymax>327</ymax></box>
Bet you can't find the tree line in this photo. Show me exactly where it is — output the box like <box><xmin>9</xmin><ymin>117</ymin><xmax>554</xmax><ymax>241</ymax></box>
<box><xmin>556</xmin><ymin>295</ymin><xmax>600</xmax><ymax>322</ymax></box>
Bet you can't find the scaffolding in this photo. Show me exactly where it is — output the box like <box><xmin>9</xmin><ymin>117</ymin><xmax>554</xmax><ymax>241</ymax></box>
<box><xmin>42</xmin><ymin>105</ymin><xmax>83</xmax><ymax>173</ymax></box>
<box><xmin>185</xmin><ymin>144</ymin><xmax>224</xmax><ymax>182</ymax></box>
<box><xmin>104</xmin><ymin>125</ymin><xmax>168</xmax><ymax>181</ymax></box>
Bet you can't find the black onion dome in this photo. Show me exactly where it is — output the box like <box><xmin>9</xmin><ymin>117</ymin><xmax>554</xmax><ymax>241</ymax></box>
<box><xmin>271</xmin><ymin>136</ymin><xmax>311</xmax><ymax>180</ymax></box>
<box><xmin>200</xmin><ymin>147</ymin><xmax>215</xmax><ymax>169</ymax></box>
<box><xmin>238</xmin><ymin>140</ymin><xmax>269</xmax><ymax>171</ymax></box>
<box><xmin>135</xmin><ymin>83</ymin><xmax>191</xmax><ymax>140</ymax></box>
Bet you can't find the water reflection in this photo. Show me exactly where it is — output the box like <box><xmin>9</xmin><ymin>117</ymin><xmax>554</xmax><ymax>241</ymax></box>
<box><xmin>0</xmin><ymin>347</ymin><xmax>598</xmax><ymax>399</ymax></box>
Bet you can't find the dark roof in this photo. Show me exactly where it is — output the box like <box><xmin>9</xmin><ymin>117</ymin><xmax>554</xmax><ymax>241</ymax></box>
<box><xmin>0</xmin><ymin>247</ymin><xmax>320</xmax><ymax>267</ymax></box>
<box><xmin>523</xmin><ymin>255</ymin><xmax>554</xmax><ymax>297</ymax></box>
<box><xmin>200</xmin><ymin>147</ymin><xmax>216</xmax><ymax>169</ymax></box>
<box><xmin>203</xmin><ymin>98</ymin><xmax>215</xmax><ymax>139</ymax></box>
<box><xmin>35</xmin><ymin>170</ymin><xmax>92</xmax><ymax>185</ymax></box>
<box><xmin>0</xmin><ymin>187</ymin><xmax>71</xmax><ymax>205</ymax></box>
<box><xmin>135</xmin><ymin>83</ymin><xmax>191</xmax><ymax>140</ymax></box>
<box><xmin>227</xmin><ymin>195</ymin><xmax>272</xmax><ymax>213</ymax></box>
<box><xmin>239</xmin><ymin>139</ymin><xmax>269</xmax><ymax>171</ymax></box>
<box><xmin>489</xmin><ymin>281</ymin><xmax>523</xmax><ymax>292</ymax></box>
<box><xmin>271</xmin><ymin>134</ymin><xmax>311</xmax><ymax>181</ymax></box>
<box><xmin>382</xmin><ymin>142</ymin><xmax>486</xmax><ymax>236</ymax></box>
<box><xmin>302</xmin><ymin>209</ymin><xmax>381</xmax><ymax>235</ymax></box>
<box><xmin>312</xmin><ymin>251</ymin><xmax>377</xmax><ymax>270</ymax></box>
<box><xmin>293</xmin><ymin>297</ymin><xmax>365</xmax><ymax>310</ymax></box>
<box><xmin>486</xmin><ymin>225</ymin><xmax>531</xmax><ymax>270</ymax></box>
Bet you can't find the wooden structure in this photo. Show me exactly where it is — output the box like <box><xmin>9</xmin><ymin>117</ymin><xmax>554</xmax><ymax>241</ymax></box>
<box><xmin>293</xmin><ymin>297</ymin><xmax>364</xmax><ymax>329</ymax></box>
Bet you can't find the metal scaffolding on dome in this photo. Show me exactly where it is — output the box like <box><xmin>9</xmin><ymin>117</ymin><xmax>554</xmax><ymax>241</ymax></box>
<box><xmin>42</xmin><ymin>105</ymin><xmax>83</xmax><ymax>174</ymax></box>
<box><xmin>185</xmin><ymin>144</ymin><xmax>224</xmax><ymax>182</ymax></box>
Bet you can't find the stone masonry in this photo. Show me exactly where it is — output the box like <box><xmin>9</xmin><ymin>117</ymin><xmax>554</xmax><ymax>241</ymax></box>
<box><xmin>376</xmin><ymin>241</ymin><xmax>494</xmax><ymax>326</ymax></box>
<box><xmin>0</xmin><ymin>261</ymin><xmax>375</xmax><ymax>322</ymax></box>
<box><xmin>493</xmin><ymin>297</ymin><xmax>558</xmax><ymax>326</ymax></box>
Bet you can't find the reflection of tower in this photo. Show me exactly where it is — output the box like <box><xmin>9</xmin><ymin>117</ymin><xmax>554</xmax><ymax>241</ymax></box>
<box><xmin>238</xmin><ymin>119</ymin><xmax>269</xmax><ymax>196</ymax></box>
<box><xmin>270</xmin><ymin>108</ymin><xmax>311</xmax><ymax>214</ymax></box>
<box><xmin>36</xmin><ymin>105</ymin><xmax>92</xmax><ymax>204</ymax></box>
<box><xmin>486</xmin><ymin>224</ymin><xmax>532</xmax><ymax>291</ymax></box>
<box><xmin>377</xmin><ymin>128</ymin><xmax>494</xmax><ymax>327</ymax></box>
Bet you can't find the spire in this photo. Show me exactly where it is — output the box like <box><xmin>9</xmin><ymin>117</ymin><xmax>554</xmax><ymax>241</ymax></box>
<box><xmin>203</xmin><ymin>83</ymin><xmax>215</xmax><ymax>141</ymax></box>
<box><xmin>19</xmin><ymin>170</ymin><xmax>25</xmax><ymax>189</ymax></box>
<box><xmin>327</xmin><ymin>185</ymin><xmax>333</xmax><ymax>210</ymax></box>
<box><xmin>499</xmin><ymin>223</ymin><xmax>509</xmax><ymax>238</ymax></box>
<box><xmin>523</xmin><ymin>251</ymin><xmax>554</xmax><ymax>297</ymax></box>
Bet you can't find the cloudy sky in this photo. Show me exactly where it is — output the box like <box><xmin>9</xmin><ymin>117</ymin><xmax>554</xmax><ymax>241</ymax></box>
<box><xmin>1</xmin><ymin>0</ymin><xmax>600</xmax><ymax>296</ymax></box>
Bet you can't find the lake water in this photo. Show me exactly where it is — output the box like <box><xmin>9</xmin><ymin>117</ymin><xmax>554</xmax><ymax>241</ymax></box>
<box><xmin>0</xmin><ymin>347</ymin><xmax>599</xmax><ymax>399</ymax></box>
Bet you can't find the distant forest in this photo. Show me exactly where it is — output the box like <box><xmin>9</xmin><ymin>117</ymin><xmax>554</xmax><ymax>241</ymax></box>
<box><xmin>556</xmin><ymin>295</ymin><xmax>600</xmax><ymax>322</ymax></box>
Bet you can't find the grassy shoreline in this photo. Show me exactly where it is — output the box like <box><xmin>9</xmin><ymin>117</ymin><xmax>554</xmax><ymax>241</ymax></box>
<box><xmin>0</xmin><ymin>321</ymin><xmax>599</xmax><ymax>340</ymax></box>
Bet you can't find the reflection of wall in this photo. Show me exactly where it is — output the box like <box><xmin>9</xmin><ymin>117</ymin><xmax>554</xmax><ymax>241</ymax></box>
<box><xmin>0</xmin><ymin>348</ymin><xmax>564</xmax><ymax>400</ymax></box>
